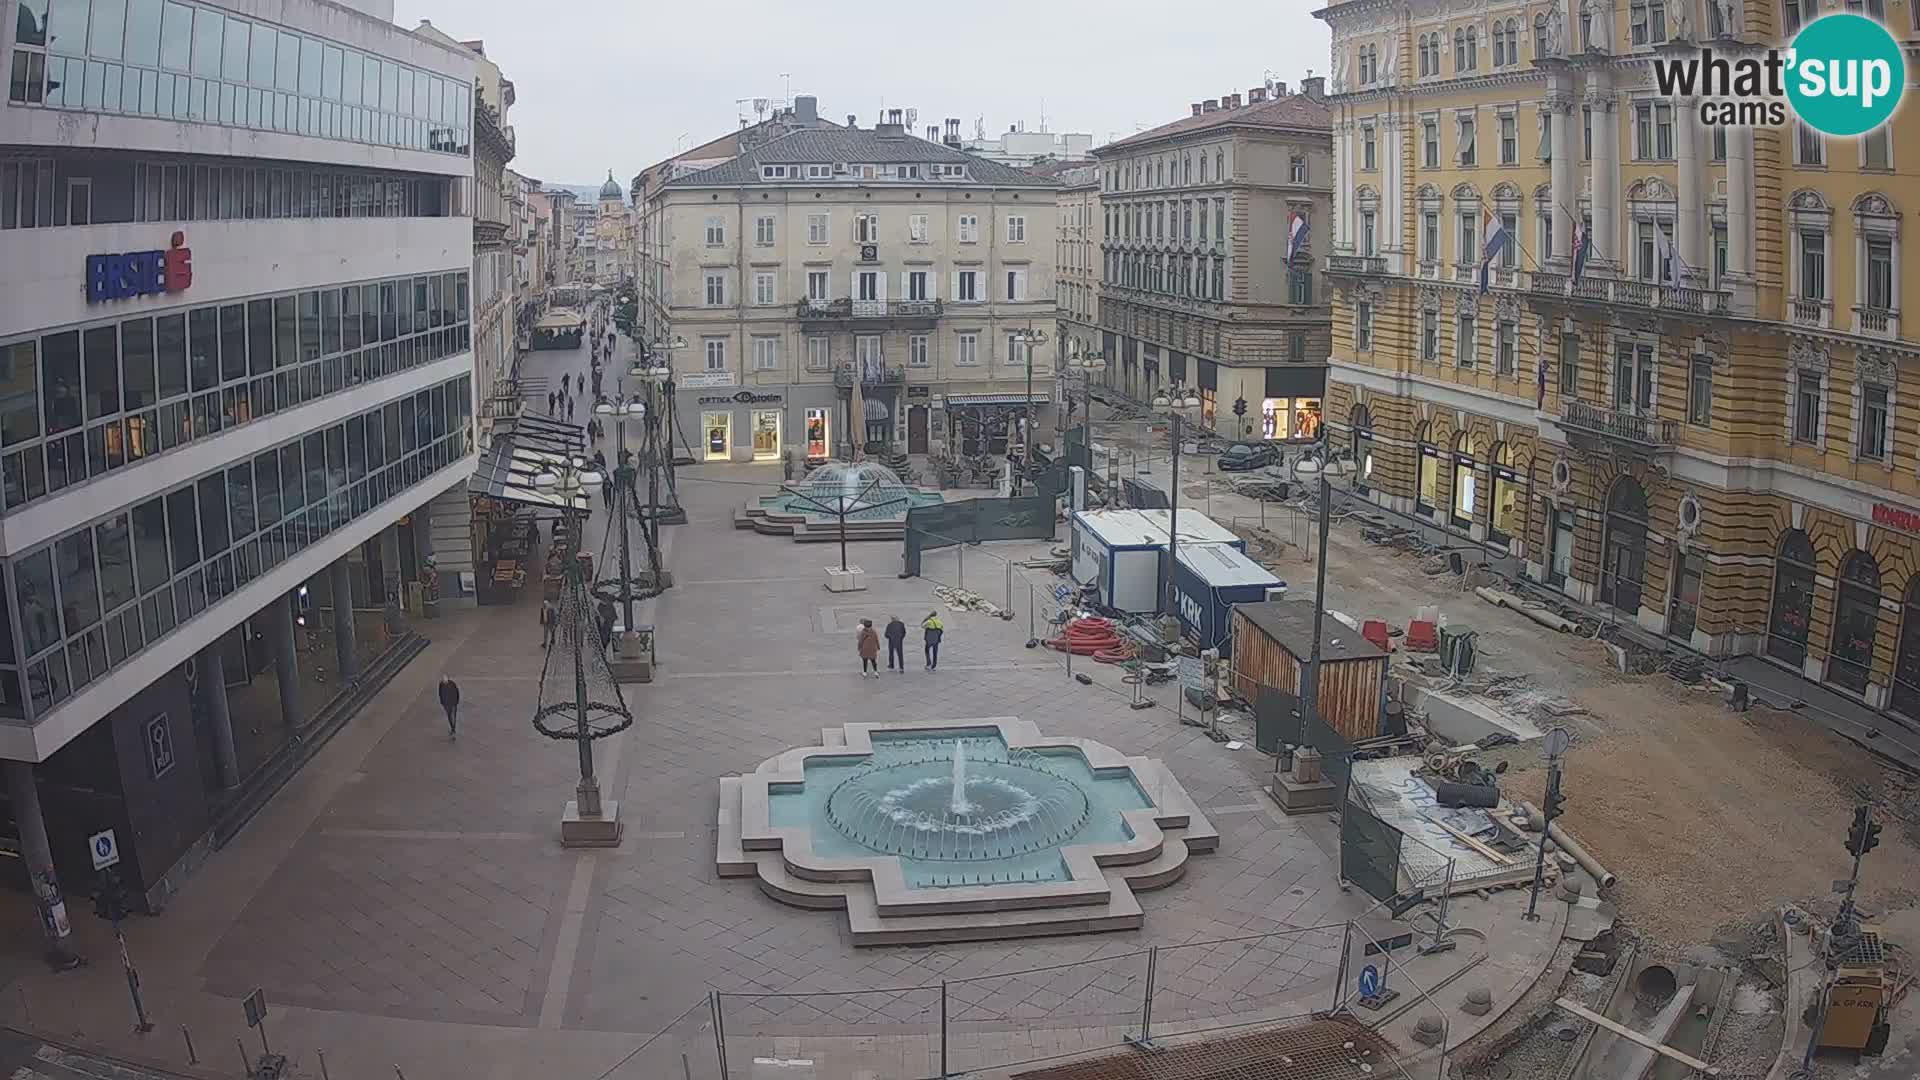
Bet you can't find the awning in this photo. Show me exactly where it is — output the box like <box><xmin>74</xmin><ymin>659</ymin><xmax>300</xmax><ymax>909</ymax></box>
<box><xmin>944</xmin><ymin>393</ymin><xmax>1047</xmax><ymax>407</ymax></box>
<box><xmin>466</xmin><ymin>416</ymin><xmax>592</xmax><ymax>512</ymax></box>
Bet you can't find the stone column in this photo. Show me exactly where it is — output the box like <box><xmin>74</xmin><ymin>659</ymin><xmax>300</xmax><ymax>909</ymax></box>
<box><xmin>4</xmin><ymin>760</ymin><xmax>78</xmax><ymax>967</ymax></box>
<box><xmin>1675</xmin><ymin>98</ymin><xmax>1705</xmax><ymax>281</ymax></box>
<box><xmin>1588</xmin><ymin>81</ymin><xmax>1618</xmax><ymax>272</ymax></box>
<box><xmin>197</xmin><ymin>642</ymin><xmax>241</xmax><ymax>789</ymax></box>
<box><xmin>1548</xmin><ymin>91</ymin><xmax>1576</xmax><ymax>263</ymax></box>
<box><xmin>267</xmin><ymin>592</ymin><xmax>302</xmax><ymax>730</ymax></box>
<box><xmin>329</xmin><ymin>558</ymin><xmax>359</xmax><ymax>684</ymax></box>
<box><xmin>1727</xmin><ymin>123</ymin><xmax>1754</xmax><ymax>279</ymax></box>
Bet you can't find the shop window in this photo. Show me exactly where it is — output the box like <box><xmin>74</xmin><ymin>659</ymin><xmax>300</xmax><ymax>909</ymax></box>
<box><xmin>1670</xmin><ymin>552</ymin><xmax>1704</xmax><ymax>642</ymax></box>
<box><xmin>1450</xmin><ymin>435</ymin><xmax>1476</xmax><ymax>531</ymax></box>
<box><xmin>1416</xmin><ymin>434</ymin><xmax>1440</xmax><ymax>516</ymax></box>
<box><xmin>1891</xmin><ymin>577</ymin><xmax>1920</xmax><ymax>719</ymax></box>
<box><xmin>1488</xmin><ymin>444</ymin><xmax>1521</xmax><ymax>546</ymax></box>
<box><xmin>1548</xmin><ymin>505</ymin><xmax>1574</xmax><ymax>587</ymax></box>
<box><xmin>1828</xmin><ymin>551</ymin><xmax>1882</xmax><ymax>694</ymax></box>
<box><xmin>1350</xmin><ymin>405</ymin><xmax>1374</xmax><ymax>494</ymax></box>
<box><xmin>804</xmin><ymin>408</ymin><xmax>830</xmax><ymax>459</ymax></box>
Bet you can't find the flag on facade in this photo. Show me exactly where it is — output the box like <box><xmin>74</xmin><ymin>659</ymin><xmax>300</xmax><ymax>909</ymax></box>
<box><xmin>1653</xmin><ymin>225</ymin><xmax>1681</xmax><ymax>285</ymax></box>
<box><xmin>1286</xmin><ymin>212</ymin><xmax>1309</xmax><ymax>266</ymax></box>
<box><xmin>1571</xmin><ymin>221</ymin><xmax>1591</xmax><ymax>284</ymax></box>
<box><xmin>1478</xmin><ymin>206</ymin><xmax>1509</xmax><ymax>295</ymax></box>
<box><xmin>1536</xmin><ymin>351</ymin><xmax>1549</xmax><ymax>409</ymax></box>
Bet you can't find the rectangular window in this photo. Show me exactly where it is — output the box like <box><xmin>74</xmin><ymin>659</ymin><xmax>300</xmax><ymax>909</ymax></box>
<box><xmin>704</xmin><ymin>271</ymin><xmax>726</xmax><ymax>307</ymax></box>
<box><xmin>1614</xmin><ymin>342</ymin><xmax>1655</xmax><ymax>413</ymax></box>
<box><xmin>1007</xmin><ymin>215</ymin><xmax>1026</xmax><ymax>242</ymax></box>
<box><xmin>1866</xmin><ymin>238</ymin><xmax>1894</xmax><ymax>310</ymax></box>
<box><xmin>1688</xmin><ymin>356</ymin><xmax>1713</xmax><ymax>426</ymax></box>
<box><xmin>956</xmin><ymin>271</ymin><xmax>979</xmax><ymax>302</ymax></box>
<box><xmin>1860</xmin><ymin>384</ymin><xmax>1890</xmax><ymax>460</ymax></box>
<box><xmin>753</xmin><ymin>272</ymin><xmax>775</xmax><ymax>306</ymax></box>
<box><xmin>1288</xmin><ymin>270</ymin><xmax>1312</xmax><ymax>305</ymax></box>
<box><xmin>1362</xmin><ymin>126</ymin><xmax>1376</xmax><ymax>171</ymax></box>
<box><xmin>1559</xmin><ymin>330</ymin><xmax>1580</xmax><ymax>396</ymax></box>
<box><xmin>909</xmin><ymin>213</ymin><xmax>928</xmax><ymax>242</ymax></box>
<box><xmin>1795</xmin><ymin>371</ymin><xmax>1823</xmax><ymax>443</ymax></box>
<box><xmin>1582</xmin><ymin>106</ymin><xmax>1593</xmax><ymax>159</ymax></box>
<box><xmin>1655</xmin><ymin>103</ymin><xmax>1674</xmax><ymax>159</ymax></box>
<box><xmin>704</xmin><ymin>215</ymin><xmax>725</xmax><ymax>246</ymax></box>
<box><xmin>1456</xmin><ymin>314</ymin><xmax>1477</xmax><ymax>367</ymax></box>
<box><xmin>1356</xmin><ymin>302</ymin><xmax>1373</xmax><ymax>350</ymax></box>
<box><xmin>909</xmin><ymin>335</ymin><xmax>929</xmax><ymax>367</ymax></box>
<box><xmin>805</xmin><ymin>337</ymin><xmax>829</xmax><ymax>371</ymax></box>
<box><xmin>956</xmin><ymin>333</ymin><xmax>979</xmax><ymax>365</ymax></box>
<box><xmin>1496</xmin><ymin>320</ymin><xmax>1517</xmax><ymax>374</ymax></box>
<box><xmin>1422</xmin><ymin>120</ymin><xmax>1439</xmax><ymax>168</ymax></box>
<box><xmin>855</xmin><ymin>213</ymin><xmax>879</xmax><ymax>243</ymax></box>
<box><xmin>958</xmin><ymin>215</ymin><xmax>978</xmax><ymax>243</ymax></box>
<box><xmin>1500</xmin><ymin>213</ymin><xmax>1518</xmax><ymax>268</ymax></box>
<box><xmin>1421</xmin><ymin>311</ymin><xmax>1438</xmax><ymax>361</ymax></box>
<box><xmin>1458</xmin><ymin>116</ymin><xmax>1476</xmax><ymax>165</ymax></box>
<box><xmin>1458</xmin><ymin>214</ymin><xmax>1477</xmax><ymax>267</ymax></box>
<box><xmin>703</xmin><ymin>338</ymin><xmax>726</xmax><ymax>372</ymax></box>
<box><xmin>1422</xmin><ymin>212</ymin><xmax>1438</xmax><ymax>262</ymax></box>
<box><xmin>752</xmin><ymin>336</ymin><xmax>778</xmax><ymax>371</ymax></box>
<box><xmin>1800</xmin><ymin>230</ymin><xmax>1826</xmax><ymax>299</ymax></box>
<box><xmin>1500</xmin><ymin>114</ymin><xmax>1517</xmax><ymax>163</ymax></box>
<box><xmin>754</xmin><ymin>214</ymin><xmax>775</xmax><ymax>246</ymax></box>
<box><xmin>1796</xmin><ymin>121</ymin><xmax>1824</xmax><ymax>166</ymax></box>
<box><xmin>807</xmin><ymin>212</ymin><xmax>828</xmax><ymax>244</ymax></box>
<box><xmin>1361</xmin><ymin>211</ymin><xmax>1377</xmax><ymax>257</ymax></box>
<box><xmin>1863</xmin><ymin>128</ymin><xmax>1891</xmax><ymax>170</ymax></box>
<box><xmin>806</xmin><ymin>270</ymin><xmax>828</xmax><ymax>302</ymax></box>
<box><xmin>908</xmin><ymin>271</ymin><xmax>929</xmax><ymax>301</ymax></box>
<box><xmin>1005</xmin><ymin>268</ymin><xmax>1028</xmax><ymax>301</ymax></box>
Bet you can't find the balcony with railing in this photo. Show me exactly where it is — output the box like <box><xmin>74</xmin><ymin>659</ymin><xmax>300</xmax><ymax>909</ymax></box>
<box><xmin>797</xmin><ymin>298</ymin><xmax>944</xmax><ymax>326</ymax></box>
<box><xmin>1326</xmin><ymin>253</ymin><xmax>1387</xmax><ymax>276</ymax></box>
<box><xmin>1527</xmin><ymin>271</ymin><xmax>1732</xmax><ymax>315</ymax></box>
<box><xmin>1560</xmin><ymin>400</ymin><xmax>1679</xmax><ymax>453</ymax></box>
<box><xmin>1790</xmin><ymin>296</ymin><xmax>1831</xmax><ymax>328</ymax></box>
<box><xmin>833</xmin><ymin>361</ymin><xmax>908</xmax><ymax>388</ymax></box>
<box><xmin>1853</xmin><ymin>304</ymin><xmax>1899</xmax><ymax>338</ymax></box>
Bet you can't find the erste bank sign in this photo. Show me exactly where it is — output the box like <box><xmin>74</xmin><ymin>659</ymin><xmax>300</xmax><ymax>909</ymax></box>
<box><xmin>86</xmin><ymin>231</ymin><xmax>193</xmax><ymax>303</ymax></box>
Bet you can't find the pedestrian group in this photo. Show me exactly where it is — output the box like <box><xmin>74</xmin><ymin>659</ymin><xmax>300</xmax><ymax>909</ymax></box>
<box><xmin>856</xmin><ymin>612</ymin><xmax>945</xmax><ymax>677</ymax></box>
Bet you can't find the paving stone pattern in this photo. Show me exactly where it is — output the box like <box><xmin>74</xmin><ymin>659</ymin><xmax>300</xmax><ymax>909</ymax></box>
<box><xmin>197</xmin><ymin>391</ymin><xmax>1367</xmax><ymax>1039</ymax></box>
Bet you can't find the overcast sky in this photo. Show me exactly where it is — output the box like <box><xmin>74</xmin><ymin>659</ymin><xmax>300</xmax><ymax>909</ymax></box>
<box><xmin>393</xmin><ymin>0</ymin><xmax>1331</xmax><ymax>188</ymax></box>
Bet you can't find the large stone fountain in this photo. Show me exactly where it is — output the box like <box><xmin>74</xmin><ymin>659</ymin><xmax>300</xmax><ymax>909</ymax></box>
<box><xmin>716</xmin><ymin>718</ymin><xmax>1217</xmax><ymax>945</ymax></box>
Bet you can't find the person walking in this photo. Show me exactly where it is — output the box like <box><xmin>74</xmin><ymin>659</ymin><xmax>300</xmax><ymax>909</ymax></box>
<box><xmin>921</xmin><ymin>611</ymin><xmax>944</xmax><ymax>670</ymax></box>
<box><xmin>596</xmin><ymin>599</ymin><xmax>617</xmax><ymax>659</ymax></box>
<box><xmin>884</xmin><ymin>615</ymin><xmax>908</xmax><ymax>674</ymax></box>
<box><xmin>539</xmin><ymin>599</ymin><xmax>558</xmax><ymax>649</ymax></box>
<box><xmin>856</xmin><ymin>619</ymin><xmax>881</xmax><ymax>678</ymax></box>
<box><xmin>548</xmin><ymin>390</ymin><xmax>557</xmax><ymax>414</ymax></box>
<box><xmin>437</xmin><ymin>675</ymin><xmax>461</xmax><ymax>738</ymax></box>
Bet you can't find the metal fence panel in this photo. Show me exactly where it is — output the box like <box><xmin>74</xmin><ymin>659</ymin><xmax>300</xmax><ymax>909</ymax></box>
<box><xmin>1144</xmin><ymin>925</ymin><xmax>1344</xmax><ymax>1043</ymax></box>
<box><xmin>600</xmin><ymin>995</ymin><xmax>722</xmax><ymax>1080</ymax></box>
<box><xmin>942</xmin><ymin>950</ymin><xmax>1151</xmax><ymax>1076</ymax></box>
<box><xmin>903</xmin><ymin>484</ymin><xmax>1057</xmax><ymax>576</ymax></box>
<box><xmin>718</xmin><ymin>987</ymin><xmax>942</xmax><ymax>1080</ymax></box>
<box><xmin>1339</xmin><ymin>797</ymin><xmax>1404</xmax><ymax>904</ymax></box>
<box><xmin>1253</xmin><ymin>687</ymin><xmax>1302</xmax><ymax>753</ymax></box>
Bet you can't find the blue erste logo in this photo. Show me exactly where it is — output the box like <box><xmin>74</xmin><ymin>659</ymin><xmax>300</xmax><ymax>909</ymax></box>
<box><xmin>1651</xmin><ymin>13</ymin><xmax>1906</xmax><ymax>137</ymax></box>
<box><xmin>1785</xmin><ymin>14</ymin><xmax>1904</xmax><ymax>137</ymax></box>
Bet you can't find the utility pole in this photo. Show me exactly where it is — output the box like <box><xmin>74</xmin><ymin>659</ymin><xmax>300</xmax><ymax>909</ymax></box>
<box><xmin>1300</xmin><ymin>477</ymin><xmax>1332</xmax><ymax>745</ymax></box>
<box><xmin>1796</xmin><ymin>803</ymin><xmax>1883</xmax><ymax>1076</ymax></box>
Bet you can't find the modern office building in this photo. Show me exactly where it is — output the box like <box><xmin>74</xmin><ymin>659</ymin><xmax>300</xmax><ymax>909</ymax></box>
<box><xmin>657</xmin><ymin>111</ymin><xmax>1059</xmax><ymax>462</ymax></box>
<box><xmin>1092</xmin><ymin>81</ymin><xmax>1334</xmax><ymax>442</ymax></box>
<box><xmin>1316</xmin><ymin>0</ymin><xmax>1920</xmax><ymax>712</ymax></box>
<box><xmin>0</xmin><ymin>0</ymin><xmax>478</xmax><ymax>927</ymax></box>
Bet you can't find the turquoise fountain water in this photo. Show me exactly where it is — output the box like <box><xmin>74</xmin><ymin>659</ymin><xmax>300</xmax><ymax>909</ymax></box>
<box><xmin>767</xmin><ymin>731</ymin><xmax>1152</xmax><ymax>889</ymax></box>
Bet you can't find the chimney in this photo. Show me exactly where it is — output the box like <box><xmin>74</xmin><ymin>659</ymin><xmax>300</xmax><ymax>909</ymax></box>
<box><xmin>1228</xmin><ymin>93</ymin><xmax>1243</xmax><ymax>109</ymax></box>
<box><xmin>944</xmin><ymin>118</ymin><xmax>963</xmax><ymax>147</ymax></box>
<box><xmin>846</xmin><ymin>113</ymin><xmax>857</xmax><ymax>128</ymax></box>
<box><xmin>1274</xmin><ymin>80</ymin><xmax>1289</xmax><ymax>96</ymax></box>
<box><xmin>1299</xmin><ymin>76</ymin><xmax>1323</xmax><ymax>99</ymax></box>
<box><xmin>794</xmin><ymin>94</ymin><xmax>817</xmax><ymax>124</ymax></box>
<box><xmin>1249</xmin><ymin>87</ymin><xmax>1267</xmax><ymax>104</ymax></box>
<box><xmin>1191</xmin><ymin>102</ymin><xmax>1203</xmax><ymax>117</ymax></box>
<box><xmin>878</xmin><ymin>108</ymin><xmax>906</xmax><ymax>137</ymax></box>
<box><xmin>927</xmin><ymin>125</ymin><xmax>940</xmax><ymax>141</ymax></box>
<box><xmin>1202</xmin><ymin>99</ymin><xmax>1218</xmax><ymax>112</ymax></box>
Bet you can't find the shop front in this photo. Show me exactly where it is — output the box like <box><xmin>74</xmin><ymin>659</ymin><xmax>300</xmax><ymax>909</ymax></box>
<box><xmin>694</xmin><ymin>390</ymin><xmax>788</xmax><ymax>463</ymax></box>
<box><xmin>1257</xmin><ymin>365</ymin><xmax>1325</xmax><ymax>442</ymax></box>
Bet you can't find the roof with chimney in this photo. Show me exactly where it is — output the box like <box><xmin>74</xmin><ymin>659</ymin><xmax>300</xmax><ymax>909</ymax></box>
<box><xmin>666</xmin><ymin>126</ymin><xmax>1062</xmax><ymax>188</ymax></box>
<box><xmin>1095</xmin><ymin>90</ymin><xmax>1330</xmax><ymax>155</ymax></box>
<box><xmin>1022</xmin><ymin>159</ymin><xmax>1101</xmax><ymax>187</ymax></box>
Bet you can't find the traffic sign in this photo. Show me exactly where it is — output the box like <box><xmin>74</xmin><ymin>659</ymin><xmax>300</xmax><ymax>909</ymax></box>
<box><xmin>243</xmin><ymin>988</ymin><xmax>269</xmax><ymax>1028</ymax></box>
<box><xmin>88</xmin><ymin>829</ymin><xmax>120</xmax><ymax>871</ymax></box>
<box><xmin>1358</xmin><ymin>964</ymin><xmax>1381</xmax><ymax>998</ymax></box>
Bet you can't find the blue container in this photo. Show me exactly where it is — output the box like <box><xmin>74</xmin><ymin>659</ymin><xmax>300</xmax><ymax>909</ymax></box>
<box><xmin>1170</xmin><ymin>544</ymin><xmax>1284</xmax><ymax>657</ymax></box>
<box><xmin>1070</xmin><ymin>509</ymin><xmax>1247</xmax><ymax>614</ymax></box>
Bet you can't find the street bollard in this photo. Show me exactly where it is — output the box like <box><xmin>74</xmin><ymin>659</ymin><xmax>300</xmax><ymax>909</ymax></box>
<box><xmin>236</xmin><ymin>1038</ymin><xmax>250</xmax><ymax>1078</ymax></box>
<box><xmin>181</xmin><ymin>1025</ymin><xmax>199</xmax><ymax>1065</ymax></box>
<box><xmin>317</xmin><ymin>1049</ymin><xmax>330</xmax><ymax>1080</ymax></box>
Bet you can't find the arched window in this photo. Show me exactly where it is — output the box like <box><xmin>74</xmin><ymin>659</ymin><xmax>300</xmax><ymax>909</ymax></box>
<box><xmin>1488</xmin><ymin>442</ymin><xmax>1523</xmax><ymax>545</ymax></box>
<box><xmin>1534</xmin><ymin>12</ymin><xmax>1550</xmax><ymax>57</ymax></box>
<box><xmin>1350</xmin><ymin>404</ymin><xmax>1375</xmax><ymax>491</ymax></box>
<box><xmin>1183</xmin><ymin>155</ymin><xmax>1192</xmax><ymax>185</ymax></box>
<box><xmin>1466</xmin><ymin>26</ymin><xmax>1478</xmax><ymax>69</ymax></box>
<box><xmin>1199</xmin><ymin>155</ymin><xmax>1207</xmax><ymax>183</ymax></box>
<box><xmin>1829</xmin><ymin>551</ymin><xmax>1883</xmax><ymax>694</ymax></box>
<box><xmin>1600</xmin><ymin>476</ymin><xmax>1649</xmax><ymax>615</ymax></box>
<box><xmin>1455</xmin><ymin>28</ymin><xmax>1467</xmax><ymax>71</ymax></box>
<box><xmin>1416</xmin><ymin>422</ymin><xmax>1441</xmax><ymax>515</ymax></box>
<box><xmin>1450</xmin><ymin>433</ymin><xmax>1478</xmax><ymax>529</ymax></box>
<box><xmin>1769</xmin><ymin>530</ymin><xmax>1817</xmax><ymax>665</ymax></box>
<box><xmin>1492</xmin><ymin>22</ymin><xmax>1507</xmax><ymax>65</ymax></box>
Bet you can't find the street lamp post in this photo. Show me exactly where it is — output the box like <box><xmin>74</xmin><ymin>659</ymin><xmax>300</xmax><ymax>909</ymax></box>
<box><xmin>1009</xmin><ymin>326</ymin><xmax>1049</xmax><ymax>495</ymax></box>
<box><xmin>1151</xmin><ymin>385</ymin><xmax>1202</xmax><ymax>617</ymax></box>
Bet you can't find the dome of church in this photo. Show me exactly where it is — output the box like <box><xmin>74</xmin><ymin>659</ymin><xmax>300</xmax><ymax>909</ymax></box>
<box><xmin>599</xmin><ymin>171</ymin><xmax>623</xmax><ymax>199</ymax></box>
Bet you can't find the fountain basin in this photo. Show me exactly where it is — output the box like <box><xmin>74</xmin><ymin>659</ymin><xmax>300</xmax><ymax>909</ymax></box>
<box><xmin>717</xmin><ymin>718</ymin><xmax>1219</xmax><ymax>944</ymax></box>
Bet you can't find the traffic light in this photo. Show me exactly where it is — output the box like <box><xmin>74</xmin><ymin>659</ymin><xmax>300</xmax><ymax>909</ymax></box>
<box><xmin>1232</xmin><ymin>397</ymin><xmax>1248</xmax><ymax>418</ymax></box>
<box><xmin>1542</xmin><ymin>774</ymin><xmax>1568</xmax><ymax>819</ymax></box>
<box><xmin>1846</xmin><ymin>804</ymin><xmax>1882</xmax><ymax>857</ymax></box>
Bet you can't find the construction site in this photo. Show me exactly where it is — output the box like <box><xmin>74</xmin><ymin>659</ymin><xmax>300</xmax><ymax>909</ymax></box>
<box><xmin>1001</xmin><ymin>406</ymin><xmax>1920</xmax><ymax>1080</ymax></box>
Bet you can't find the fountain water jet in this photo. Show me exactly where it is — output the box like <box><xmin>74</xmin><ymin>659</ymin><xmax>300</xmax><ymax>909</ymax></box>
<box><xmin>950</xmin><ymin>740</ymin><xmax>973</xmax><ymax>815</ymax></box>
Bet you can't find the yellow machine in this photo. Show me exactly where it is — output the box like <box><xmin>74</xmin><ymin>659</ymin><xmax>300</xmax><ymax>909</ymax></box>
<box><xmin>1817</xmin><ymin>928</ymin><xmax>1893</xmax><ymax>1056</ymax></box>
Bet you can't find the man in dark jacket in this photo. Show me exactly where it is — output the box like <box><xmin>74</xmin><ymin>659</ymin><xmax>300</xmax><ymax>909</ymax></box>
<box><xmin>438</xmin><ymin>675</ymin><xmax>460</xmax><ymax>737</ymax></box>
<box><xmin>596</xmin><ymin>599</ymin><xmax>618</xmax><ymax>658</ymax></box>
<box><xmin>883</xmin><ymin>616</ymin><xmax>908</xmax><ymax>673</ymax></box>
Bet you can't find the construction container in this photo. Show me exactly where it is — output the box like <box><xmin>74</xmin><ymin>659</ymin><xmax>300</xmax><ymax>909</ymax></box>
<box><xmin>1230</xmin><ymin>600</ymin><xmax>1389</xmax><ymax>743</ymax></box>
<box><xmin>1170</xmin><ymin>545</ymin><xmax>1284</xmax><ymax>657</ymax></box>
<box><xmin>1069</xmin><ymin>509</ymin><xmax>1246</xmax><ymax>614</ymax></box>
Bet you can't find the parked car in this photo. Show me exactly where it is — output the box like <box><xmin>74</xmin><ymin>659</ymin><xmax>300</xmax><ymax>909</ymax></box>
<box><xmin>1216</xmin><ymin>443</ymin><xmax>1280</xmax><ymax>471</ymax></box>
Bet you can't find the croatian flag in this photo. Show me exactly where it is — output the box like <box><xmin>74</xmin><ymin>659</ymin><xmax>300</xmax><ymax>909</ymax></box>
<box><xmin>1287</xmin><ymin>211</ymin><xmax>1309</xmax><ymax>266</ymax></box>
<box><xmin>1571</xmin><ymin>221</ymin><xmax>1591</xmax><ymax>285</ymax></box>
<box><xmin>1478</xmin><ymin>207</ymin><xmax>1509</xmax><ymax>295</ymax></box>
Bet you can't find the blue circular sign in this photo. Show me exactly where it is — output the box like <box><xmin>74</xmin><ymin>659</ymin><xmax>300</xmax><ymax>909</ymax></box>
<box><xmin>1358</xmin><ymin>963</ymin><xmax>1381</xmax><ymax>997</ymax></box>
<box><xmin>95</xmin><ymin>836</ymin><xmax>112</xmax><ymax>857</ymax></box>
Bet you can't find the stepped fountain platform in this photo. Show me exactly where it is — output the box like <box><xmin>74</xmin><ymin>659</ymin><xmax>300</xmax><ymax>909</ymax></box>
<box><xmin>733</xmin><ymin>461</ymin><xmax>945</xmax><ymax>541</ymax></box>
<box><xmin>715</xmin><ymin>717</ymin><xmax>1217</xmax><ymax>945</ymax></box>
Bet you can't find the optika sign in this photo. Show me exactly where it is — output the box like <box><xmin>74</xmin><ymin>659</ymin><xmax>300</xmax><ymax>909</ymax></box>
<box><xmin>85</xmin><ymin>231</ymin><xmax>193</xmax><ymax>303</ymax></box>
<box><xmin>1651</xmin><ymin>13</ymin><xmax>1904</xmax><ymax>137</ymax></box>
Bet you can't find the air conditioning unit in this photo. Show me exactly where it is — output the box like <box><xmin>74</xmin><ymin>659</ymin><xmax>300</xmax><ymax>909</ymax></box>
<box><xmin>833</xmin><ymin>163</ymin><xmax>848</xmax><ymax>174</ymax></box>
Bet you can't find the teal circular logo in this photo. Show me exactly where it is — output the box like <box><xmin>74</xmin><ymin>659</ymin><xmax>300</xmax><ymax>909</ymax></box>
<box><xmin>1786</xmin><ymin>14</ymin><xmax>1905</xmax><ymax>137</ymax></box>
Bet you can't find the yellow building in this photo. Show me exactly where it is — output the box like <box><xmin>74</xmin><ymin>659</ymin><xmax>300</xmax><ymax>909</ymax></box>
<box><xmin>1317</xmin><ymin>0</ymin><xmax>1920</xmax><ymax>714</ymax></box>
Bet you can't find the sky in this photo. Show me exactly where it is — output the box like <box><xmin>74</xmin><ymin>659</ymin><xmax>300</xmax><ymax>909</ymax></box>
<box><xmin>392</xmin><ymin>0</ymin><xmax>1332</xmax><ymax>189</ymax></box>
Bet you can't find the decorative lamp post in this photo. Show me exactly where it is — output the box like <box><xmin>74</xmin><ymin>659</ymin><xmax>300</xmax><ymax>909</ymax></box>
<box><xmin>531</xmin><ymin>459</ymin><xmax>631</xmax><ymax>847</ymax></box>
<box><xmin>1151</xmin><ymin>384</ymin><xmax>1202</xmax><ymax>618</ymax></box>
<box><xmin>1008</xmin><ymin>326</ymin><xmax>1049</xmax><ymax>494</ymax></box>
<box><xmin>591</xmin><ymin>394</ymin><xmax>672</xmax><ymax>681</ymax></box>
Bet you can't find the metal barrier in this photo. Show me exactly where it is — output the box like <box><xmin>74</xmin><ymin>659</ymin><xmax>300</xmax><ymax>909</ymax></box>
<box><xmin>1336</xmin><ymin>919</ymin><xmax>1452</xmax><ymax>1079</ymax></box>
<box><xmin>902</xmin><ymin>483</ymin><xmax>1058</xmax><ymax>578</ymax></box>
<box><xmin>914</xmin><ymin>531</ymin><xmax>1018</xmax><ymax>616</ymax></box>
<box><xmin>717</xmin><ymin>985</ymin><xmax>943</xmax><ymax>1079</ymax></box>
<box><xmin>601</xmin><ymin>994</ymin><xmax>723</xmax><ymax>1080</ymax></box>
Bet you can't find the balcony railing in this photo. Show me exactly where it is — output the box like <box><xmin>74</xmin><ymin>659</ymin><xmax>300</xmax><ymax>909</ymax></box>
<box><xmin>833</xmin><ymin>362</ymin><xmax>908</xmax><ymax>387</ymax></box>
<box><xmin>1790</xmin><ymin>297</ymin><xmax>1831</xmax><ymax>327</ymax></box>
<box><xmin>1327</xmin><ymin>254</ymin><xmax>1386</xmax><ymax>276</ymax></box>
<box><xmin>1561</xmin><ymin>400</ymin><xmax>1679</xmax><ymax>448</ymax></box>
<box><xmin>1528</xmin><ymin>271</ymin><xmax>1731</xmax><ymax>315</ymax></box>
<box><xmin>797</xmin><ymin>298</ymin><xmax>944</xmax><ymax>320</ymax></box>
<box><xmin>1853</xmin><ymin>304</ymin><xmax>1899</xmax><ymax>337</ymax></box>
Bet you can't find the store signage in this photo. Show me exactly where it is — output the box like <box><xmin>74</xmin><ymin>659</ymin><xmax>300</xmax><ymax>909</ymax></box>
<box><xmin>86</xmin><ymin>231</ymin><xmax>192</xmax><ymax>303</ymax></box>
<box><xmin>698</xmin><ymin>391</ymin><xmax>783</xmax><ymax>405</ymax></box>
<box><xmin>678</xmin><ymin>371</ymin><xmax>737</xmax><ymax>389</ymax></box>
<box><xmin>1871</xmin><ymin>502</ymin><xmax>1920</xmax><ymax>535</ymax></box>
<box><xmin>907</xmin><ymin>386</ymin><xmax>931</xmax><ymax>398</ymax></box>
